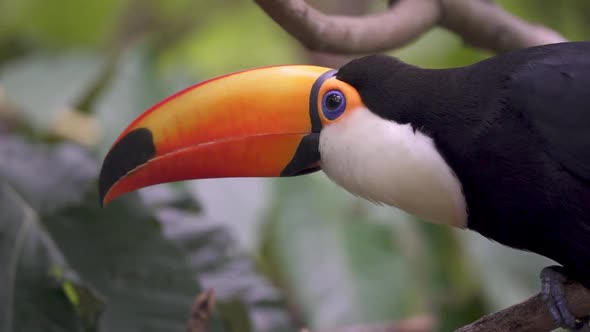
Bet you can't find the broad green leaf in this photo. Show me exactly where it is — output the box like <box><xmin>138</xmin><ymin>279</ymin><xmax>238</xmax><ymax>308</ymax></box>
<box><xmin>0</xmin><ymin>52</ymin><xmax>104</xmax><ymax>133</ymax></box>
<box><xmin>154</xmin><ymin>202</ymin><xmax>295</xmax><ymax>332</ymax></box>
<box><xmin>45</xmin><ymin>191</ymin><xmax>205</xmax><ymax>332</ymax></box>
<box><xmin>261</xmin><ymin>174</ymin><xmax>418</xmax><ymax>330</ymax></box>
<box><xmin>0</xmin><ymin>183</ymin><xmax>104</xmax><ymax>332</ymax></box>
<box><xmin>0</xmin><ymin>136</ymin><xmax>222</xmax><ymax>332</ymax></box>
<box><xmin>0</xmin><ymin>136</ymin><xmax>97</xmax><ymax>214</ymax></box>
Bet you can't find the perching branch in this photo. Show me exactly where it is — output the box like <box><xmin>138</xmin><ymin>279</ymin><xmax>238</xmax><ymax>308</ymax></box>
<box><xmin>254</xmin><ymin>0</ymin><xmax>566</xmax><ymax>54</ymax></box>
<box><xmin>438</xmin><ymin>0</ymin><xmax>567</xmax><ymax>53</ymax></box>
<box><xmin>456</xmin><ymin>281</ymin><xmax>590</xmax><ymax>332</ymax></box>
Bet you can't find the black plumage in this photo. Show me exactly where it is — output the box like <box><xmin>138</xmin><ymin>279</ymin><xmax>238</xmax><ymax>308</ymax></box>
<box><xmin>336</xmin><ymin>41</ymin><xmax>590</xmax><ymax>285</ymax></box>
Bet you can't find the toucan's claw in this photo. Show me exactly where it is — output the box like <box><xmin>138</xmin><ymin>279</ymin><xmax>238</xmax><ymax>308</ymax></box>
<box><xmin>541</xmin><ymin>266</ymin><xmax>589</xmax><ymax>331</ymax></box>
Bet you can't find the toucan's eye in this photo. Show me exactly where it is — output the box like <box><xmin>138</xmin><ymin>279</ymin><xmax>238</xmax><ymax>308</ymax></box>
<box><xmin>322</xmin><ymin>90</ymin><xmax>346</xmax><ymax>120</ymax></box>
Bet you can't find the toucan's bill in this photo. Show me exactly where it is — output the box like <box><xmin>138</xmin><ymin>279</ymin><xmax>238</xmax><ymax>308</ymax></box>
<box><xmin>98</xmin><ymin>65</ymin><xmax>337</xmax><ymax>206</ymax></box>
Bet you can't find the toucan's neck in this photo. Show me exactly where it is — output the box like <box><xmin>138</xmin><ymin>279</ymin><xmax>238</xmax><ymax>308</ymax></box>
<box><xmin>376</xmin><ymin>66</ymin><xmax>471</xmax><ymax>129</ymax></box>
<box><xmin>336</xmin><ymin>55</ymin><xmax>489</xmax><ymax>138</ymax></box>
<box><xmin>319</xmin><ymin>106</ymin><xmax>469</xmax><ymax>227</ymax></box>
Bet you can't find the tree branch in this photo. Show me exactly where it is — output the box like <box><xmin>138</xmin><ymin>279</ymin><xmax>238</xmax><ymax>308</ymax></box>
<box><xmin>254</xmin><ymin>0</ymin><xmax>566</xmax><ymax>54</ymax></box>
<box><xmin>254</xmin><ymin>0</ymin><xmax>440</xmax><ymax>54</ymax></box>
<box><xmin>438</xmin><ymin>0</ymin><xmax>566</xmax><ymax>53</ymax></box>
<box><xmin>456</xmin><ymin>281</ymin><xmax>590</xmax><ymax>332</ymax></box>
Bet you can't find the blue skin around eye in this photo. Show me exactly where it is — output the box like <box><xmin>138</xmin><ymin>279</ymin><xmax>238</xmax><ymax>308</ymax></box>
<box><xmin>322</xmin><ymin>90</ymin><xmax>346</xmax><ymax>120</ymax></box>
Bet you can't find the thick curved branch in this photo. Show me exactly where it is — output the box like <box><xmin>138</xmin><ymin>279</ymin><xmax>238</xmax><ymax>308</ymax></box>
<box><xmin>439</xmin><ymin>0</ymin><xmax>566</xmax><ymax>53</ymax></box>
<box><xmin>456</xmin><ymin>281</ymin><xmax>590</xmax><ymax>332</ymax></box>
<box><xmin>254</xmin><ymin>0</ymin><xmax>566</xmax><ymax>54</ymax></box>
<box><xmin>254</xmin><ymin>0</ymin><xmax>439</xmax><ymax>54</ymax></box>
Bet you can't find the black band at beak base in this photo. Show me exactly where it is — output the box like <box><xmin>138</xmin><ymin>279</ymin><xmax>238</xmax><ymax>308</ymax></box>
<box><xmin>279</xmin><ymin>69</ymin><xmax>337</xmax><ymax>177</ymax></box>
<box><xmin>309</xmin><ymin>69</ymin><xmax>337</xmax><ymax>133</ymax></box>
<box><xmin>280</xmin><ymin>134</ymin><xmax>321</xmax><ymax>176</ymax></box>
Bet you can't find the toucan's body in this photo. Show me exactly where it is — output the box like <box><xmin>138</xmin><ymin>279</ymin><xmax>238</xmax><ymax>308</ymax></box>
<box><xmin>99</xmin><ymin>41</ymin><xmax>590</xmax><ymax>329</ymax></box>
<box><xmin>336</xmin><ymin>42</ymin><xmax>590</xmax><ymax>283</ymax></box>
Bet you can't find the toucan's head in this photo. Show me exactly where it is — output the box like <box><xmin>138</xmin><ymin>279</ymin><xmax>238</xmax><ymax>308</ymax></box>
<box><xmin>99</xmin><ymin>56</ymin><xmax>467</xmax><ymax>228</ymax></box>
<box><xmin>98</xmin><ymin>65</ymin><xmax>364</xmax><ymax>204</ymax></box>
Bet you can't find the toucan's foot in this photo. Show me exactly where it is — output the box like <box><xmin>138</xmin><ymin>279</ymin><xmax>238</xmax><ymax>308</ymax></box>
<box><xmin>541</xmin><ymin>266</ymin><xmax>589</xmax><ymax>331</ymax></box>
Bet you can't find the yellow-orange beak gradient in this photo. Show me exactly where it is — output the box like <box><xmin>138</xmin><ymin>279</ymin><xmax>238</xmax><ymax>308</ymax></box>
<box><xmin>98</xmin><ymin>65</ymin><xmax>334</xmax><ymax>206</ymax></box>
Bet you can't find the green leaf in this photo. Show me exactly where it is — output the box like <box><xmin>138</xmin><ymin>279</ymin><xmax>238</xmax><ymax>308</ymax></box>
<box><xmin>0</xmin><ymin>183</ymin><xmax>104</xmax><ymax>332</ymax></box>
<box><xmin>45</xmin><ymin>191</ymin><xmax>204</xmax><ymax>332</ymax></box>
<box><xmin>0</xmin><ymin>136</ymin><xmax>97</xmax><ymax>214</ymax></box>
<box><xmin>154</xmin><ymin>203</ymin><xmax>295</xmax><ymax>332</ymax></box>
<box><xmin>0</xmin><ymin>52</ymin><xmax>104</xmax><ymax>133</ymax></box>
<box><xmin>262</xmin><ymin>174</ymin><xmax>419</xmax><ymax>330</ymax></box>
<box><xmin>0</xmin><ymin>136</ymin><xmax>220</xmax><ymax>332</ymax></box>
<box><xmin>0</xmin><ymin>135</ymin><xmax>297</xmax><ymax>331</ymax></box>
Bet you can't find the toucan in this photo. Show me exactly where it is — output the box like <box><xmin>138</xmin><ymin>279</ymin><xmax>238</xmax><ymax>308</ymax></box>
<box><xmin>98</xmin><ymin>41</ymin><xmax>590</xmax><ymax>331</ymax></box>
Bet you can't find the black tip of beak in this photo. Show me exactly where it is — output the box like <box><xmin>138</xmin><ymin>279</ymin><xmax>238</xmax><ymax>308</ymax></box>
<box><xmin>98</xmin><ymin>128</ymin><xmax>156</xmax><ymax>206</ymax></box>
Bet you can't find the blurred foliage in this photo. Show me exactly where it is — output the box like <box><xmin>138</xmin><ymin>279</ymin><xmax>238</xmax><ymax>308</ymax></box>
<box><xmin>0</xmin><ymin>1</ymin><xmax>588</xmax><ymax>331</ymax></box>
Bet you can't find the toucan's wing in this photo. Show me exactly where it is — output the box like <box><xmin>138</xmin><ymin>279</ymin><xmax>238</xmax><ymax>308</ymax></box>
<box><xmin>510</xmin><ymin>56</ymin><xmax>590</xmax><ymax>181</ymax></box>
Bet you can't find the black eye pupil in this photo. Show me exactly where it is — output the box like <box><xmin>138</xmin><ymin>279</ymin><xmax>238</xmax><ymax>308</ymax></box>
<box><xmin>326</xmin><ymin>94</ymin><xmax>342</xmax><ymax>110</ymax></box>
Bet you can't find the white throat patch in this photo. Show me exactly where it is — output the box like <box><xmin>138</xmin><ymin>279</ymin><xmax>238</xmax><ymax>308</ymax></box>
<box><xmin>319</xmin><ymin>107</ymin><xmax>467</xmax><ymax>228</ymax></box>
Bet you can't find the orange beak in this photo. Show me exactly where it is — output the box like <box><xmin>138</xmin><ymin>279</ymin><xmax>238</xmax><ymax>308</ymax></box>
<box><xmin>99</xmin><ymin>65</ymin><xmax>334</xmax><ymax>206</ymax></box>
